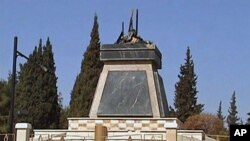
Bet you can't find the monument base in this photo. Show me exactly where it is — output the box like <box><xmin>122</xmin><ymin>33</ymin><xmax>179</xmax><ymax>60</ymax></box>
<box><xmin>67</xmin><ymin>117</ymin><xmax>181</xmax><ymax>140</ymax></box>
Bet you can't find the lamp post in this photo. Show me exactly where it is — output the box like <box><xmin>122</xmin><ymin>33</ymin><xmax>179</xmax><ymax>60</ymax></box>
<box><xmin>8</xmin><ymin>36</ymin><xmax>49</xmax><ymax>134</ymax></box>
<box><xmin>9</xmin><ymin>36</ymin><xmax>17</xmax><ymax>134</ymax></box>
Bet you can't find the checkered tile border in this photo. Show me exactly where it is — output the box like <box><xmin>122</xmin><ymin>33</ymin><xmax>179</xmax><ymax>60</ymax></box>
<box><xmin>68</xmin><ymin>118</ymin><xmax>168</xmax><ymax>131</ymax></box>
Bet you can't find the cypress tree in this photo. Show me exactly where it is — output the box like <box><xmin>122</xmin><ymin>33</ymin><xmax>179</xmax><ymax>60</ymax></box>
<box><xmin>15</xmin><ymin>38</ymin><xmax>60</xmax><ymax>129</ymax></box>
<box><xmin>174</xmin><ymin>47</ymin><xmax>204</xmax><ymax>122</ymax></box>
<box><xmin>227</xmin><ymin>91</ymin><xmax>239</xmax><ymax>127</ymax></box>
<box><xmin>217</xmin><ymin>101</ymin><xmax>225</xmax><ymax>121</ymax></box>
<box><xmin>168</xmin><ymin>106</ymin><xmax>176</xmax><ymax>117</ymax></box>
<box><xmin>70</xmin><ymin>14</ymin><xmax>103</xmax><ymax>116</ymax></box>
<box><xmin>0</xmin><ymin>78</ymin><xmax>10</xmax><ymax>133</ymax></box>
<box><xmin>42</xmin><ymin>38</ymin><xmax>60</xmax><ymax>128</ymax></box>
<box><xmin>247</xmin><ymin>112</ymin><xmax>250</xmax><ymax>125</ymax></box>
<box><xmin>239</xmin><ymin>118</ymin><xmax>244</xmax><ymax>125</ymax></box>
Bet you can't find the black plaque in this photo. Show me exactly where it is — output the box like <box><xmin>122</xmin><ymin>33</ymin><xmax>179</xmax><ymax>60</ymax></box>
<box><xmin>97</xmin><ymin>71</ymin><xmax>153</xmax><ymax>117</ymax></box>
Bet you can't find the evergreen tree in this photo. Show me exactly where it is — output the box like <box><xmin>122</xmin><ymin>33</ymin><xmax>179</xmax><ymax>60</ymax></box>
<box><xmin>217</xmin><ymin>101</ymin><xmax>225</xmax><ymax>121</ymax></box>
<box><xmin>59</xmin><ymin>106</ymin><xmax>70</xmax><ymax>129</ymax></box>
<box><xmin>58</xmin><ymin>92</ymin><xmax>69</xmax><ymax>129</ymax></box>
<box><xmin>15</xmin><ymin>38</ymin><xmax>60</xmax><ymax>129</ymax></box>
<box><xmin>226</xmin><ymin>91</ymin><xmax>239</xmax><ymax>128</ymax></box>
<box><xmin>239</xmin><ymin>118</ymin><xmax>244</xmax><ymax>125</ymax></box>
<box><xmin>168</xmin><ymin>106</ymin><xmax>176</xmax><ymax>117</ymax></box>
<box><xmin>246</xmin><ymin>112</ymin><xmax>250</xmax><ymax>125</ymax></box>
<box><xmin>42</xmin><ymin>38</ymin><xmax>61</xmax><ymax>128</ymax></box>
<box><xmin>70</xmin><ymin>14</ymin><xmax>103</xmax><ymax>116</ymax></box>
<box><xmin>0</xmin><ymin>78</ymin><xmax>10</xmax><ymax>133</ymax></box>
<box><xmin>174</xmin><ymin>47</ymin><xmax>204</xmax><ymax>122</ymax></box>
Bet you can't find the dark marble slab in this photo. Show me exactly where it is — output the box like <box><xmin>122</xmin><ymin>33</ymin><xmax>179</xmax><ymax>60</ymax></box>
<box><xmin>154</xmin><ymin>72</ymin><xmax>169</xmax><ymax>117</ymax></box>
<box><xmin>100</xmin><ymin>43</ymin><xmax>162</xmax><ymax>69</ymax></box>
<box><xmin>97</xmin><ymin>71</ymin><xmax>153</xmax><ymax>117</ymax></box>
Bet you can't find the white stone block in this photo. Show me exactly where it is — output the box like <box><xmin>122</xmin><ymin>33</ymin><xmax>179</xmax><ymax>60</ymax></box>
<box><xmin>70</xmin><ymin>123</ymin><xmax>78</xmax><ymax>128</ymax></box>
<box><xmin>110</xmin><ymin>120</ymin><xmax>119</xmax><ymax>124</ymax></box>
<box><xmin>141</xmin><ymin>120</ymin><xmax>150</xmax><ymax>124</ymax></box>
<box><xmin>95</xmin><ymin>120</ymin><xmax>104</xmax><ymax>124</ymax></box>
<box><xmin>87</xmin><ymin>122</ymin><xmax>95</xmax><ymax>128</ymax></box>
<box><xmin>157</xmin><ymin>120</ymin><xmax>165</xmax><ymax>124</ymax></box>
<box><xmin>134</xmin><ymin>123</ymin><xmax>142</xmax><ymax>128</ymax></box>
<box><xmin>126</xmin><ymin>120</ymin><xmax>135</xmax><ymax>124</ymax></box>
<box><xmin>118</xmin><ymin>123</ymin><xmax>126</xmax><ymax>128</ymax></box>
<box><xmin>164</xmin><ymin>120</ymin><xmax>178</xmax><ymax>128</ymax></box>
<box><xmin>149</xmin><ymin>123</ymin><xmax>158</xmax><ymax>129</ymax></box>
<box><xmin>15</xmin><ymin>123</ymin><xmax>32</xmax><ymax>129</ymax></box>
<box><xmin>78</xmin><ymin>120</ymin><xmax>88</xmax><ymax>124</ymax></box>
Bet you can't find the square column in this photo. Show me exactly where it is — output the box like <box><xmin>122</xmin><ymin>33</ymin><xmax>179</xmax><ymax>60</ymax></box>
<box><xmin>15</xmin><ymin>123</ymin><xmax>32</xmax><ymax>141</ymax></box>
<box><xmin>164</xmin><ymin>119</ymin><xmax>180</xmax><ymax>141</ymax></box>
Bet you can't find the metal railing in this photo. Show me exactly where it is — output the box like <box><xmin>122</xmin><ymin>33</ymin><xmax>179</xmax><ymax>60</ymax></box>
<box><xmin>30</xmin><ymin>133</ymin><xmax>165</xmax><ymax>141</ymax></box>
<box><xmin>0</xmin><ymin>134</ymin><xmax>15</xmax><ymax>141</ymax></box>
<box><xmin>177</xmin><ymin>135</ymin><xmax>203</xmax><ymax>141</ymax></box>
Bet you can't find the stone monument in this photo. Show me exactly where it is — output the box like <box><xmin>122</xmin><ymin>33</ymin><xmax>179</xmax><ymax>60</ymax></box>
<box><xmin>89</xmin><ymin>10</ymin><xmax>168</xmax><ymax>118</ymax></box>
<box><xmin>68</xmin><ymin>10</ymin><xmax>181</xmax><ymax>141</ymax></box>
<box><xmin>32</xmin><ymin>10</ymin><xmax>213</xmax><ymax>141</ymax></box>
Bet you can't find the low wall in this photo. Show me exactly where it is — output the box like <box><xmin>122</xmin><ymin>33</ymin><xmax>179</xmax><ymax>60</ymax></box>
<box><xmin>16</xmin><ymin>120</ymin><xmax>215</xmax><ymax>141</ymax></box>
<box><xmin>177</xmin><ymin>130</ymin><xmax>204</xmax><ymax>141</ymax></box>
<box><xmin>33</xmin><ymin>130</ymin><xmax>166</xmax><ymax>140</ymax></box>
<box><xmin>17</xmin><ymin>118</ymin><xmax>182</xmax><ymax>141</ymax></box>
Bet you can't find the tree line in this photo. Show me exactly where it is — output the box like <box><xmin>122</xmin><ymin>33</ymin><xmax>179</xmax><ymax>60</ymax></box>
<box><xmin>0</xmin><ymin>15</ymin><xmax>250</xmax><ymax>136</ymax></box>
<box><xmin>169</xmin><ymin>47</ymin><xmax>249</xmax><ymax>140</ymax></box>
<box><xmin>0</xmin><ymin>14</ymin><xmax>102</xmax><ymax>132</ymax></box>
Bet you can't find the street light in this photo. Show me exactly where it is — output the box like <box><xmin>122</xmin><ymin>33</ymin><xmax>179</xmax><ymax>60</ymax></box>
<box><xmin>9</xmin><ymin>36</ymin><xmax>18</xmax><ymax>134</ymax></box>
<box><xmin>8</xmin><ymin>36</ymin><xmax>49</xmax><ymax>134</ymax></box>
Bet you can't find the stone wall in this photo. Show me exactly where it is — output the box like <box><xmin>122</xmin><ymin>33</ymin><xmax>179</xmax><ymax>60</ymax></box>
<box><xmin>68</xmin><ymin>118</ymin><xmax>180</xmax><ymax>131</ymax></box>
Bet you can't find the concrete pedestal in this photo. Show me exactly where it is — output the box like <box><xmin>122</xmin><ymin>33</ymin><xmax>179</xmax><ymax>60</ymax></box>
<box><xmin>166</xmin><ymin>129</ymin><xmax>177</xmax><ymax>141</ymax></box>
<box><xmin>15</xmin><ymin>123</ymin><xmax>32</xmax><ymax>141</ymax></box>
<box><xmin>68</xmin><ymin>117</ymin><xmax>181</xmax><ymax>141</ymax></box>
